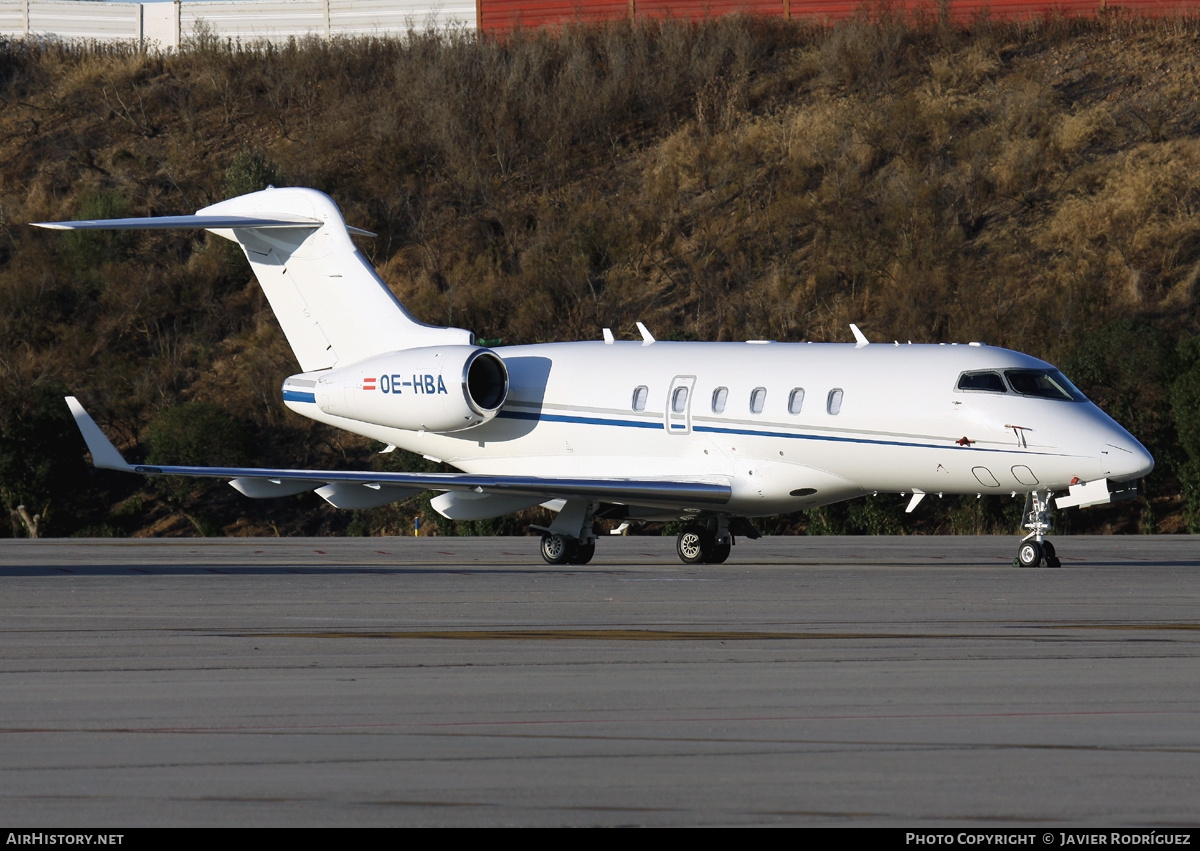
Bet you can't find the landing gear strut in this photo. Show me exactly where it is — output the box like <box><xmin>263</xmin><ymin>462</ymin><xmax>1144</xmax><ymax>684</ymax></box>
<box><xmin>1015</xmin><ymin>490</ymin><xmax>1061</xmax><ymax>568</ymax></box>
<box><xmin>675</xmin><ymin>517</ymin><xmax>732</xmax><ymax>565</ymax></box>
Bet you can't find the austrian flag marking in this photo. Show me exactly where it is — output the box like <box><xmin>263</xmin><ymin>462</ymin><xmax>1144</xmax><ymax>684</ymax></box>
<box><xmin>362</xmin><ymin>377</ymin><xmax>377</xmax><ymax>391</ymax></box>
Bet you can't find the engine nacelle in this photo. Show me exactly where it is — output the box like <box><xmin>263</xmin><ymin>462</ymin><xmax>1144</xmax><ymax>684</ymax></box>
<box><xmin>306</xmin><ymin>346</ymin><xmax>508</xmax><ymax>433</ymax></box>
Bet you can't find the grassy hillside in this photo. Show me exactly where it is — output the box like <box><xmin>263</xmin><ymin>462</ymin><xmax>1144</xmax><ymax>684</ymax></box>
<box><xmin>3</xmin><ymin>10</ymin><xmax>1200</xmax><ymax>538</ymax></box>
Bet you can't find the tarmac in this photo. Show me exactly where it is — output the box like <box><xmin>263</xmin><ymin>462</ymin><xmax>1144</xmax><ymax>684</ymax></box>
<box><xmin>2</xmin><ymin>534</ymin><xmax>1199</xmax><ymax>827</ymax></box>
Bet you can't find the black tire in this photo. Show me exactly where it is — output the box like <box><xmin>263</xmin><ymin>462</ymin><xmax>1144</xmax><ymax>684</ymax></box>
<box><xmin>1042</xmin><ymin>540</ymin><xmax>1061</xmax><ymax>568</ymax></box>
<box><xmin>676</xmin><ymin>526</ymin><xmax>709</xmax><ymax>565</ymax></box>
<box><xmin>569</xmin><ymin>539</ymin><xmax>596</xmax><ymax>565</ymax></box>
<box><xmin>540</xmin><ymin>533</ymin><xmax>575</xmax><ymax>565</ymax></box>
<box><xmin>706</xmin><ymin>540</ymin><xmax>731</xmax><ymax>564</ymax></box>
<box><xmin>1017</xmin><ymin>540</ymin><xmax>1043</xmax><ymax>568</ymax></box>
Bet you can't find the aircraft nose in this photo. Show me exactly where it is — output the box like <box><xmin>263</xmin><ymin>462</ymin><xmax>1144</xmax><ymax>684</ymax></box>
<box><xmin>1102</xmin><ymin>439</ymin><xmax>1154</xmax><ymax>481</ymax></box>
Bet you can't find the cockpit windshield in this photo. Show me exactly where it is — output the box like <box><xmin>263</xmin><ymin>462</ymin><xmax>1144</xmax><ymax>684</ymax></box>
<box><xmin>1004</xmin><ymin>369</ymin><xmax>1086</xmax><ymax>401</ymax></box>
<box><xmin>956</xmin><ymin>368</ymin><xmax>1087</xmax><ymax>402</ymax></box>
<box><xmin>957</xmin><ymin>371</ymin><xmax>1007</xmax><ymax>393</ymax></box>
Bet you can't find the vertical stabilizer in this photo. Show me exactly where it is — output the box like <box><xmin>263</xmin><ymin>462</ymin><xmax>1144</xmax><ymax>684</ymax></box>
<box><xmin>202</xmin><ymin>188</ymin><xmax>471</xmax><ymax>371</ymax></box>
<box><xmin>33</xmin><ymin>187</ymin><xmax>472</xmax><ymax>372</ymax></box>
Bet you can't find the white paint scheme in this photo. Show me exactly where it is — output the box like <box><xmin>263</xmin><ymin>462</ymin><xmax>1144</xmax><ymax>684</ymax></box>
<box><xmin>41</xmin><ymin>188</ymin><xmax>1154</xmax><ymax>564</ymax></box>
<box><xmin>284</xmin><ymin>339</ymin><xmax>1150</xmax><ymax>515</ymax></box>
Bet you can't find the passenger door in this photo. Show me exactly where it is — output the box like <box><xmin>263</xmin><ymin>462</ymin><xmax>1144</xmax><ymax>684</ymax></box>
<box><xmin>665</xmin><ymin>375</ymin><xmax>696</xmax><ymax>435</ymax></box>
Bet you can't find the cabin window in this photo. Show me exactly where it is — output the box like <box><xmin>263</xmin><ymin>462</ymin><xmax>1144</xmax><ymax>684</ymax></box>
<box><xmin>788</xmin><ymin>388</ymin><xmax>805</xmax><ymax>415</ymax></box>
<box><xmin>671</xmin><ymin>386</ymin><xmax>689</xmax><ymax>414</ymax></box>
<box><xmin>711</xmin><ymin>387</ymin><xmax>728</xmax><ymax>413</ymax></box>
<box><xmin>957</xmin><ymin>371</ymin><xmax>1007</xmax><ymax>394</ymax></box>
<box><xmin>632</xmin><ymin>386</ymin><xmax>648</xmax><ymax>411</ymax></box>
<box><xmin>1004</xmin><ymin>369</ymin><xmax>1086</xmax><ymax>402</ymax></box>
<box><xmin>750</xmin><ymin>387</ymin><xmax>766</xmax><ymax>414</ymax></box>
<box><xmin>827</xmin><ymin>388</ymin><xmax>843</xmax><ymax>415</ymax></box>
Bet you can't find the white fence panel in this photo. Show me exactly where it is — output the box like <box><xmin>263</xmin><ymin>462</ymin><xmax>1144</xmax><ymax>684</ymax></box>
<box><xmin>0</xmin><ymin>0</ymin><xmax>478</xmax><ymax>44</ymax></box>
<box><xmin>182</xmin><ymin>0</ymin><xmax>324</xmax><ymax>41</ymax></box>
<box><xmin>327</xmin><ymin>0</ymin><xmax>476</xmax><ymax>36</ymax></box>
<box><xmin>0</xmin><ymin>1</ymin><xmax>144</xmax><ymax>39</ymax></box>
<box><xmin>0</xmin><ymin>2</ymin><xmax>28</xmax><ymax>35</ymax></box>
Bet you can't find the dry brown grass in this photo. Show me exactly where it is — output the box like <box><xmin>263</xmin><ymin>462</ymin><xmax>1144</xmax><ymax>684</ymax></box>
<box><xmin>3</xmin><ymin>10</ymin><xmax>1200</xmax><ymax>535</ymax></box>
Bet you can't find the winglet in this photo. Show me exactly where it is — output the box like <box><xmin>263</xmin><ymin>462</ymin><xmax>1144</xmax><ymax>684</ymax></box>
<box><xmin>64</xmin><ymin>397</ymin><xmax>133</xmax><ymax>472</ymax></box>
<box><xmin>850</xmin><ymin>324</ymin><xmax>870</xmax><ymax>348</ymax></box>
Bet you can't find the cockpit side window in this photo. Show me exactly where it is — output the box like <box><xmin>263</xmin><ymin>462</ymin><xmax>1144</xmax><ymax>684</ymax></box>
<box><xmin>956</xmin><ymin>371</ymin><xmax>1007</xmax><ymax>393</ymax></box>
<box><xmin>1004</xmin><ymin>369</ymin><xmax>1086</xmax><ymax>402</ymax></box>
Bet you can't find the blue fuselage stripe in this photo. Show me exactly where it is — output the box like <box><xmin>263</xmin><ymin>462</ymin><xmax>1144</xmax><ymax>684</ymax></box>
<box><xmin>283</xmin><ymin>390</ymin><xmax>316</xmax><ymax>403</ymax></box>
<box><xmin>496</xmin><ymin>409</ymin><xmax>1065</xmax><ymax>458</ymax></box>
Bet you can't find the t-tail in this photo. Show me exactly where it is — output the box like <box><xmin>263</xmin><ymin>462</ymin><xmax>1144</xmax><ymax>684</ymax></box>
<box><xmin>34</xmin><ymin>187</ymin><xmax>472</xmax><ymax>371</ymax></box>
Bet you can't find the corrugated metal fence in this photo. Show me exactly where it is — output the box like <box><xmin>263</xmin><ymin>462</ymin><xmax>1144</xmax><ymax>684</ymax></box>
<box><xmin>482</xmin><ymin>0</ymin><xmax>1200</xmax><ymax>31</ymax></box>
<box><xmin>0</xmin><ymin>0</ymin><xmax>1196</xmax><ymax>46</ymax></box>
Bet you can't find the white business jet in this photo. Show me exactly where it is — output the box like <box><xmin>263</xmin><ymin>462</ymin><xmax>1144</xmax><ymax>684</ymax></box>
<box><xmin>38</xmin><ymin>188</ymin><xmax>1153</xmax><ymax>567</ymax></box>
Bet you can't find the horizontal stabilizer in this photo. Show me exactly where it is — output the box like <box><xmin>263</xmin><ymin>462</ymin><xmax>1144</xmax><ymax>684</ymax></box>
<box><xmin>65</xmin><ymin>397</ymin><xmax>730</xmax><ymax>511</ymax></box>
<box><xmin>33</xmin><ymin>214</ymin><xmax>322</xmax><ymax>231</ymax></box>
<box><xmin>32</xmin><ymin>213</ymin><xmax>375</xmax><ymax>237</ymax></box>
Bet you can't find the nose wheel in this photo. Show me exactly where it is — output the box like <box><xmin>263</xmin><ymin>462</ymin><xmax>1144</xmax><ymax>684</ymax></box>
<box><xmin>1017</xmin><ymin>540</ymin><xmax>1058</xmax><ymax>567</ymax></box>
<box><xmin>1014</xmin><ymin>491</ymin><xmax>1061</xmax><ymax>568</ymax></box>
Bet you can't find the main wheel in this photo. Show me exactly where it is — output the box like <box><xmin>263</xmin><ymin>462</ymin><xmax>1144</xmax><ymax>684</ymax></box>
<box><xmin>569</xmin><ymin>539</ymin><xmax>596</xmax><ymax>565</ymax></box>
<box><xmin>706</xmin><ymin>539</ymin><xmax>731</xmax><ymax>564</ymax></box>
<box><xmin>1041</xmin><ymin>540</ymin><xmax>1061</xmax><ymax>568</ymax></box>
<box><xmin>540</xmin><ymin>533</ymin><xmax>576</xmax><ymax>565</ymax></box>
<box><xmin>676</xmin><ymin>526</ymin><xmax>710</xmax><ymax>565</ymax></box>
<box><xmin>1017</xmin><ymin>540</ymin><xmax>1043</xmax><ymax>568</ymax></box>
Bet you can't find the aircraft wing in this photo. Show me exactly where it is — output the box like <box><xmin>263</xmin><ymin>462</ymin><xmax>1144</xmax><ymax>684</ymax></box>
<box><xmin>65</xmin><ymin>397</ymin><xmax>731</xmax><ymax>510</ymax></box>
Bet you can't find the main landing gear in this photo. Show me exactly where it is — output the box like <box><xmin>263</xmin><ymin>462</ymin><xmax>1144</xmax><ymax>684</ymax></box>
<box><xmin>536</xmin><ymin>499</ymin><xmax>599</xmax><ymax>565</ymax></box>
<box><xmin>539</xmin><ymin>533</ymin><xmax>596</xmax><ymax>565</ymax></box>
<box><xmin>536</xmin><ymin>502</ymin><xmax>753</xmax><ymax>566</ymax></box>
<box><xmin>675</xmin><ymin>517</ymin><xmax>733</xmax><ymax>565</ymax></box>
<box><xmin>1014</xmin><ymin>490</ymin><xmax>1062</xmax><ymax>568</ymax></box>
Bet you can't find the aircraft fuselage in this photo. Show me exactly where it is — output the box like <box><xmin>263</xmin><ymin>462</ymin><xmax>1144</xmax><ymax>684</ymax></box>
<box><xmin>283</xmin><ymin>339</ymin><xmax>1150</xmax><ymax>519</ymax></box>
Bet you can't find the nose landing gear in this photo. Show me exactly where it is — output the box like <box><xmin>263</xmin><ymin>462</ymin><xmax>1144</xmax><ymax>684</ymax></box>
<box><xmin>1014</xmin><ymin>490</ymin><xmax>1061</xmax><ymax>568</ymax></box>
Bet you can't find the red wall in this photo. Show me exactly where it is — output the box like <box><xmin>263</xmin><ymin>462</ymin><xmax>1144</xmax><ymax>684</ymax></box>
<box><xmin>479</xmin><ymin>0</ymin><xmax>1200</xmax><ymax>32</ymax></box>
<box><xmin>479</xmin><ymin>1</ymin><xmax>631</xmax><ymax>33</ymax></box>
